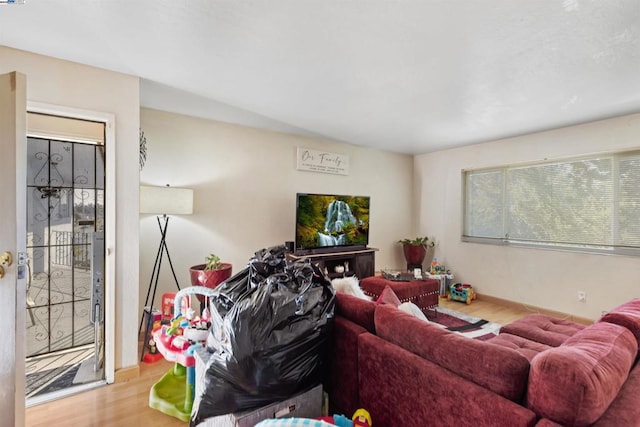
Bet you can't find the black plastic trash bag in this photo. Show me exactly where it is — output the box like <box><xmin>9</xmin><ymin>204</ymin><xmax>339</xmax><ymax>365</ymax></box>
<box><xmin>190</xmin><ymin>245</ymin><xmax>335</xmax><ymax>426</ymax></box>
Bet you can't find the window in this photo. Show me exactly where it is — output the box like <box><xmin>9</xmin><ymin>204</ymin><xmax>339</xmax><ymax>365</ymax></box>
<box><xmin>463</xmin><ymin>151</ymin><xmax>640</xmax><ymax>255</ymax></box>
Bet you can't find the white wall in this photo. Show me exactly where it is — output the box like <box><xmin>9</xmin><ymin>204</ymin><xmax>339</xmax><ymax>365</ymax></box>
<box><xmin>0</xmin><ymin>46</ymin><xmax>140</xmax><ymax>371</ymax></box>
<box><xmin>415</xmin><ymin>113</ymin><xmax>640</xmax><ymax>319</ymax></box>
<box><xmin>139</xmin><ymin>108</ymin><xmax>414</xmax><ymax>309</ymax></box>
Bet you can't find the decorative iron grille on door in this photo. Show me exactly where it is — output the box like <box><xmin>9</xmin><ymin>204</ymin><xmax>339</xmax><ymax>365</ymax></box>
<box><xmin>26</xmin><ymin>136</ymin><xmax>105</xmax><ymax>357</ymax></box>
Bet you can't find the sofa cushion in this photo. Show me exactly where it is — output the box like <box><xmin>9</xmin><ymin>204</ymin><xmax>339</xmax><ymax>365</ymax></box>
<box><xmin>488</xmin><ymin>333</ymin><xmax>552</xmax><ymax>361</ymax></box>
<box><xmin>335</xmin><ymin>292</ymin><xmax>376</xmax><ymax>333</ymax></box>
<box><xmin>374</xmin><ymin>304</ymin><xmax>530</xmax><ymax>403</ymax></box>
<box><xmin>527</xmin><ymin>322</ymin><xmax>637</xmax><ymax>426</ymax></box>
<box><xmin>599</xmin><ymin>298</ymin><xmax>640</xmax><ymax>348</ymax></box>
<box><xmin>500</xmin><ymin>313</ymin><xmax>586</xmax><ymax>347</ymax></box>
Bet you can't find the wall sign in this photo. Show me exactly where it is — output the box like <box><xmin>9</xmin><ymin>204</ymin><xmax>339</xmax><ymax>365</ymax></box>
<box><xmin>296</xmin><ymin>147</ymin><xmax>349</xmax><ymax>175</ymax></box>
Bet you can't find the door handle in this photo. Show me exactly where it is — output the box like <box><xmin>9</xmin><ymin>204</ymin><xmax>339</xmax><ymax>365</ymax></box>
<box><xmin>0</xmin><ymin>252</ymin><xmax>13</xmax><ymax>279</ymax></box>
<box><xmin>0</xmin><ymin>251</ymin><xmax>12</xmax><ymax>267</ymax></box>
<box><xmin>0</xmin><ymin>251</ymin><xmax>12</xmax><ymax>279</ymax></box>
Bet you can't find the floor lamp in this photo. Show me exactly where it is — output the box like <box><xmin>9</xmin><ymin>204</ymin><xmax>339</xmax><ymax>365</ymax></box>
<box><xmin>138</xmin><ymin>184</ymin><xmax>194</xmax><ymax>361</ymax></box>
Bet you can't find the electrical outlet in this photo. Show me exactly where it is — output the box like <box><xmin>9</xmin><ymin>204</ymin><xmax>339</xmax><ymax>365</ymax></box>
<box><xmin>578</xmin><ymin>291</ymin><xmax>586</xmax><ymax>302</ymax></box>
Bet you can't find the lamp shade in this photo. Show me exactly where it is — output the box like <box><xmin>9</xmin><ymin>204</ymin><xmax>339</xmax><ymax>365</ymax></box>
<box><xmin>140</xmin><ymin>185</ymin><xmax>193</xmax><ymax>215</ymax></box>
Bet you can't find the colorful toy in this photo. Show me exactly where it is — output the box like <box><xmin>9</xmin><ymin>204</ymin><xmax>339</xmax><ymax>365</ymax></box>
<box><xmin>161</xmin><ymin>291</ymin><xmax>190</xmax><ymax>321</ymax></box>
<box><xmin>317</xmin><ymin>415</ymin><xmax>351</xmax><ymax>426</ymax></box>
<box><xmin>448</xmin><ymin>282</ymin><xmax>476</xmax><ymax>305</ymax></box>
<box><xmin>149</xmin><ymin>286</ymin><xmax>217</xmax><ymax>422</ymax></box>
<box><xmin>352</xmin><ymin>409</ymin><xmax>372</xmax><ymax>427</ymax></box>
<box><xmin>148</xmin><ymin>338</ymin><xmax>157</xmax><ymax>354</ymax></box>
<box><xmin>317</xmin><ymin>408</ymin><xmax>371</xmax><ymax>427</ymax></box>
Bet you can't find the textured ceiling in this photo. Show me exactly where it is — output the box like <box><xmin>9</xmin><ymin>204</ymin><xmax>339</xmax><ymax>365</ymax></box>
<box><xmin>1</xmin><ymin>0</ymin><xmax>639</xmax><ymax>154</ymax></box>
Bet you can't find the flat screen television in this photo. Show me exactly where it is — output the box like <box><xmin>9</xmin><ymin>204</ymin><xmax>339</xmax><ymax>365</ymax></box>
<box><xmin>295</xmin><ymin>193</ymin><xmax>370</xmax><ymax>253</ymax></box>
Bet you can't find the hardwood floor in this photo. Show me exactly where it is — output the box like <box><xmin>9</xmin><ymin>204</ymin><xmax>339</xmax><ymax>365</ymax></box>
<box><xmin>24</xmin><ymin>295</ymin><xmax>541</xmax><ymax>426</ymax></box>
<box><xmin>25</xmin><ymin>358</ymin><xmax>186</xmax><ymax>427</ymax></box>
<box><xmin>440</xmin><ymin>293</ymin><xmax>594</xmax><ymax>325</ymax></box>
<box><xmin>439</xmin><ymin>294</ymin><xmax>537</xmax><ymax>325</ymax></box>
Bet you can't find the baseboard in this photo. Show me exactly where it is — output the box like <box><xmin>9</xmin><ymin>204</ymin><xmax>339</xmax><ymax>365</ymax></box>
<box><xmin>477</xmin><ymin>293</ymin><xmax>594</xmax><ymax>325</ymax></box>
<box><xmin>114</xmin><ymin>365</ymin><xmax>140</xmax><ymax>383</ymax></box>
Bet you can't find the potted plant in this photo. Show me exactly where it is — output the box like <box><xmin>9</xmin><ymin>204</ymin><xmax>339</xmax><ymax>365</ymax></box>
<box><xmin>189</xmin><ymin>253</ymin><xmax>233</xmax><ymax>293</ymax></box>
<box><xmin>398</xmin><ymin>236</ymin><xmax>435</xmax><ymax>269</ymax></box>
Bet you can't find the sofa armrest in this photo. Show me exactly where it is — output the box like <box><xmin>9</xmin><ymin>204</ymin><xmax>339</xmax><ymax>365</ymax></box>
<box><xmin>326</xmin><ymin>315</ymin><xmax>368</xmax><ymax>416</ymax></box>
<box><xmin>592</xmin><ymin>360</ymin><xmax>640</xmax><ymax>427</ymax></box>
<box><xmin>336</xmin><ymin>292</ymin><xmax>376</xmax><ymax>333</ymax></box>
<box><xmin>599</xmin><ymin>298</ymin><xmax>640</xmax><ymax>349</ymax></box>
<box><xmin>527</xmin><ymin>322</ymin><xmax>637</xmax><ymax>426</ymax></box>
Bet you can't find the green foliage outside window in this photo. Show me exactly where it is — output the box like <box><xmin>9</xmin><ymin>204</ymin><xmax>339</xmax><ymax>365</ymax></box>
<box><xmin>464</xmin><ymin>151</ymin><xmax>640</xmax><ymax>254</ymax></box>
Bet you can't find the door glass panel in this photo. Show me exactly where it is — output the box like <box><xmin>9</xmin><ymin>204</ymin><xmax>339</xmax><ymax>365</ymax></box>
<box><xmin>27</xmin><ymin>138</ymin><xmax>49</xmax><ymax>186</ymax></box>
<box><xmin>26</xmin><ymin>246</ymin><xmax>49</xmax><ymax>357</ymax></box>
<box><xmin>27</xmin><ymin>187</ymin><xmax>47</xmax><ymax>247</ymax></box>
<box><xmin>49</xmin><ymin>140</ymin><xmax>72</xmax><ymax>188</ymax></box>
<box><xmin>73</xmin><ymin>242</ymin><xmax>91</xmax><ymax>271</ymax></box>
<box><xmin>73</xmin><ymin>257</ymin><xmax>91</xmax><ymax>298</ymax></box>
<box><xmin>27</xmin><ymin>246</ymin><xmax>48</xmax><ymax>307</ymax></box>
<box><xmin>49</xmin><ymin>246</ymin><xmax>73</xmax><ymax>305</ymax></box>
<box><xmin>49</xmin><ymin>302</ymin><xmax>72</xmax><ymax>352</ymax></box>
<box><xmin>73</xmin><ymin>143</ymin><xmax>95</xmax><ymax>188</ymax></box>
<box><xmin>74</xmin><ymin>188</ymin><xmax>95</xmax><ymax>244</ymax></box>
<box><xmin>73</xmin><ymin>300</ymin><xmax>93</xmax><ymax>347</ymax></box>
<box><xmin>49</xmin><ymin>188</ymin><xmax>73</xmax><ymax>248</ymax></box>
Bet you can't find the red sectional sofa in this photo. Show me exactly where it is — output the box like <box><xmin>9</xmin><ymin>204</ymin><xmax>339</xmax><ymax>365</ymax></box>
<box><xmin>325</xmin><ymin>294</ymin><xmax>640</xmax><ymax>427</ymax></box>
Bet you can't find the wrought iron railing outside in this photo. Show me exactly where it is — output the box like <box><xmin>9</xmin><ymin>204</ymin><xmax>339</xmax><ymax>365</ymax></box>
<box><xmin>50</xmin><ymin>230</ymin><xmax>91</xmax><ymax>269</ymax></box>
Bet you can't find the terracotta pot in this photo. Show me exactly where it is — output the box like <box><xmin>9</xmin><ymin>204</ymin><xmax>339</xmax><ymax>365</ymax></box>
<box><xmin>189</xmin><ymin>262</ymin><xmax>232</xmax><ymax>303</ymax></box>
<box><xmin>402</xmin><ymin>245</ymin><xmax>434</xmax><ymax>269</ymax></box>
<box><xmin>403</xmin><ymin>245</ymin><xmax>425</xmax><ymax>265</ymax></box>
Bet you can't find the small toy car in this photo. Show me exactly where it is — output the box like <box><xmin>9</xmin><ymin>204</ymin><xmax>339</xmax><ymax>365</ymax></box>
<box><xmin>448</xmin><ymin>283</ymin><xmax>476</xmax><ymax>305</ymax></box>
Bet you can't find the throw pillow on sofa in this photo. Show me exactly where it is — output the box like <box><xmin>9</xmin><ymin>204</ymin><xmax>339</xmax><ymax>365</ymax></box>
<box><xmin>398</xmin><ymin>301</ymin><xmax>429</xmax><ymax>322</ymax></box>
<box><xmin>376</xmin><ymin>285</ymin><xmax>401</xmax><ymax>307</ymax></box>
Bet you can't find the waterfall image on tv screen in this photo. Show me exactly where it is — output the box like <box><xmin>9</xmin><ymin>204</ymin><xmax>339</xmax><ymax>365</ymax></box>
<box><xmin>295</xmin><ymin>193</ymin><xmax>370</xmax><ymax>251</ymax></box>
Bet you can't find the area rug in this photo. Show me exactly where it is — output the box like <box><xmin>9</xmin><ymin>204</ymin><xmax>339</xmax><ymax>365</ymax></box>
<box><xmin>425</xmin><ymin>307</ymin><xmax>501</xmax><ymax>341</ymax></box>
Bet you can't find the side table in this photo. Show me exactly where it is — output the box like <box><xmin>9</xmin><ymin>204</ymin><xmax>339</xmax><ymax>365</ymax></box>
<box><xmin>360</xmin><ymin>276</ymin><xmax>439</xmax><ymax>313</ymax></box>
<box><xmin>424</xmin><ymin>272</ymin><xmax>454</xmax><ymax>297</ymax></box>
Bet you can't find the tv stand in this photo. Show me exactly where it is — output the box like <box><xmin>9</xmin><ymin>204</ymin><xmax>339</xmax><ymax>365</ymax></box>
<box><xmin>289</xmin><ymin>248</ymin><xmax>377</xmax><ymax>280</ymax></box>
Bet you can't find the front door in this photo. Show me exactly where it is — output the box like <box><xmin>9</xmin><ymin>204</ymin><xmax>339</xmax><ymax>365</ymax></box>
<box><xmin>25</xmin><ymin>117</ymin><xmax>106</xmax><ymax>365</ymax></box>
<box><xmin>0</xmin><ymin>72</ymin><xmax>28</xmax><ymax>425</ymax></box>
<box><xmin>25</xmin><ymin>128</ymin><xmax>107</xmax><ymax>396</ymax></box>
